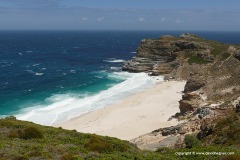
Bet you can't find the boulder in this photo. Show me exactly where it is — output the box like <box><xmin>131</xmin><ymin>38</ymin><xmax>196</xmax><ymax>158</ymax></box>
<box><xmin>179</xmin><ymin>100</ymin><xmax>195</xmax><ymax>114</ymax></box>
<box><xmin>161</xmin><ymin>126</ymin><xmax>180</xmax><ymax>136</ymax></box>
<box><xmin>234</xmin><ymin>52</ymin><xmax>240</xmax><ymax>61</ymax></box>
<box><xmin>194</xmin><ymin>107</ymin><xmax>214</xmax><ymax>119</ymax></box>
<box><xmin>156</xmin><ymin>135</ymin><xmax>181</xmax><ymax>148</ymax></box>
<box><xmin>236</xmin><ymin>102</ymin><xmax>240</xmax><ymax>113</ymax></box>
<box><xmin>184</xmin><ymin>74</ymin><xmax>205</xmax><ymax>93</ymax></box>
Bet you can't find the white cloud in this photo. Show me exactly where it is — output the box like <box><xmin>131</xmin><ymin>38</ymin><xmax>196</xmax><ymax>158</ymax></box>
<box><xmin>138</xmin><ymin>17</ymin><xmax>145</xmax><ymax>22</ymax></box>
<box><xmin>97</xmin><ymin>17</ymin><xmax>105</xmax><ymax>21</ymax></box>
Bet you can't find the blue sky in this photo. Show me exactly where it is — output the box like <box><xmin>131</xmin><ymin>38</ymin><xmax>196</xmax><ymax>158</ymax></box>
<box><xmin>0</xmin><ymin>0</ymin><xmax>239</xmax><ymax>30</ymax></box>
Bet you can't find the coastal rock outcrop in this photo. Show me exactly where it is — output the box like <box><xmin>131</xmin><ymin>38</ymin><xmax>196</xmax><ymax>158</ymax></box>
<box><xmin>124</xmin><ymin>33</ymin><xmax>240</xmax><ymax>106</ymax></box>
<box><xmin>123</xmin><ymin>33</ymin><xmax>212</xmax><ymax>76</ymax></box>
<box><xmin>179</xmin><ymin>100</ymin><xmax>195</xmax><ymax>114</ymax></box>
<box><xmin>126</xmin><ymin>33</ymin><xmax>240</xmax><ymax>150</ymax></box>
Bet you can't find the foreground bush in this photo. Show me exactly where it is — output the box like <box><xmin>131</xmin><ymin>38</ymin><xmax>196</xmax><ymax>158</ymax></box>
<box><xmin>184</xmin><ymin>134</ymin><xmax>202</xmax><ymax>149</ymax></box>
<box><xmin>19</xmin><ymin>126</ymin><xmax>43</xmax><ymax>139</ymax></box>
<box><xmin>84</xmin><ymin>137</ymin><xmax>114</xmax><ymax>153</ymax></box>
<box><xmin>8</xmin><ymin>126</ymin><xmax>43</xmax><ymax>139</ymax></box>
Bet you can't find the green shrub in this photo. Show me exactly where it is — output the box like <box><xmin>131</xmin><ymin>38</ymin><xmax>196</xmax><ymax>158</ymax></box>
<box><xmin>19</xmin><ymin>126</ymin><xmax>43</xmax><ymax>139</ymax></box>
<box><xmin>4</xmin><ymin>116</ymin><xmax>17</xmax><ymax>120</ymax></box>
<box><xmin>60</xmin><ymin>153</ymin><xmax>75</xmax><ymax>160</ymax></box>
<box><xmin>156</xmin><ymin>147</ymin><xmax>172</xmax><ymax>154</ymax></box>
<box><xmin>84</xmin><ymin>137</ymin><xmax>114</xmax><ymax>153</ymax></box>
<box><xmin>27</xmin><ymin>151</ymin><xmax>42</xmax><ymax>157</ymax></box>
<box><xmin>8</xmin><ymin>130</ymin><xmax>21</xmax><ymax>138</ymax></box>
<box><xmin>187</xmin><ymin>55</ymin><xmax>209</xmax><ymax>64</ymax></box>
<box><xmin>210</xmin><ymin>43</ymin><xmax>229</xmax><ymax>57</ymax></box>
<box><xmin>184</xmin><ymin>134</ymin><xmax>201</xmax><ymax>149</ymax></box>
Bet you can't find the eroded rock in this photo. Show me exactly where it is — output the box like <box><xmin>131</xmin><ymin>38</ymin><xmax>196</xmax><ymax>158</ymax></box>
<box><xmin>234</xmin><ymin>52</ymin><xmax>240</xmax><ymax>61</ymax></box>
<box><xmin>179</xmin><ymin>100</ymin><xmax>195</xmax><ymax>114</ymax></box>
<box><xmin>236</xmin><ymin>102</ymin><xmax>240</xmax><ymax>113</ymax></box>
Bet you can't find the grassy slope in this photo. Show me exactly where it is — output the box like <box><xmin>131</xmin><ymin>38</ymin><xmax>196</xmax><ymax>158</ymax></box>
<box><xmin>0</xmin><ymin>115</ymin><xmax>240</xmax><ymax>160</ymax></box>
<box><xmin>186</xmin><ymin>39</ymin><xmax>230</xmax><ymax>65</ymax></box>
<box><xmin>0</xmin><ymin>117</ymin><xmax>164</xmax><ymax>160</ymax></box>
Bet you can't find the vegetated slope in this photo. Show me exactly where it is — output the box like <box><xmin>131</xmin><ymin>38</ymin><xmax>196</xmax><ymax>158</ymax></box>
<box><xmin>0</xmin><ymin>114</ymin><xmax>240</xmax><ymax>160</ymax></box>
<box><xmin>156</xmin><ymin>111</ymin><xmax>240</xmax><ymax>160</ymax></box>
<box><xmin>0</xmin><ymin>116</ymin><xmax>164</xmax><ymax>160</ymax></box>
<box><xmin>0</xmin><ymin>116</ymin><xmax>239</xmax><ymax>160</ymax></box>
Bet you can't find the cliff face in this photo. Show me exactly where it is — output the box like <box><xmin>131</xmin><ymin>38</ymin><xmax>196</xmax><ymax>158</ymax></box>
<box><xmin>125</xmin><ymin>33</ymin><xmax>240</xmax><ymax>150</ymax></box>
<box><xmin>123</xmin><ymin>34</ymin><xmax>213</xmax><ymax>76</ymax></box>
<box><xmin>123</xmin><ymin>33</ymin><xmax>240</xmax><ymax>107</ymax></box>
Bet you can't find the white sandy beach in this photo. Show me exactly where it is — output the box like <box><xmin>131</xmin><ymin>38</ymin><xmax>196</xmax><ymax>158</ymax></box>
<box><xmin>57</xmin><ymin>80</ymin><xmax>185</xmax><ymax>140</ymax></box>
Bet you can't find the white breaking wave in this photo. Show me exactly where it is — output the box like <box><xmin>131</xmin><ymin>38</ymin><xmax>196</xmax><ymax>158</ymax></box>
<box><xmin>32</xmin><ymin>63</ymin><xmax>41</xmax><ymax>67</ymax></box>
<box><xmin>16</xmin><ymin>72</ymin><xmax>163</xmax><ymax>126</ymax></box>
<box><xmin>35</xmin><ymin>73</ymin><xmax>44</xmax><ymax>76</ymax></box>
<box><xmin>103</xmin><ymin>58</ymin><xmax>125</xmax><ymax>63</ymax></box>
<box><xmin>110</xmin><ymin>67</ymin><xmax>122</xmax><ymax>71</ymax></box>
<box><xmin>95</xmin><ymin>75</ymin><xmax>103</xmax><ymax>79</ymax></box>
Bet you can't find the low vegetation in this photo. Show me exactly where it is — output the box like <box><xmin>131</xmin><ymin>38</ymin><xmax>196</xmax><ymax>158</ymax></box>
<box><xmin>156</xmin><ymin>112</ymin><xmax>240</xmax><ymax>160</ymax></box>
<box><xmin>184</xmin><ymin>134</ymin><xmax>202</xmax><ymax>149</ymax></box>
<box><xmin>203</xmin><ymin>112</ymin><xmax>240</xmax><ymax>147</ymax></box>
<box><xmin>187</xmin><ymin>55</ymin><xmax>209</xmax><ymax>64</ymax></box>
<box><xmin>186</xmin><ymin>39</ymin><xmax>232</xmax><ymax>65</ymax></box>
<box><xmin>209</xmin><ymin>41</ymin><xmax>229</xmax><ymax>57</ymax></box>
<box><xmin>0</xmin><ymin>117</ymin><xmax>165</xmax><ymax>160</ymax></box>
<box><xmin>1</xmin><ymin>113</ymin><xmax>239</xmax><ymax>160</ymax></box>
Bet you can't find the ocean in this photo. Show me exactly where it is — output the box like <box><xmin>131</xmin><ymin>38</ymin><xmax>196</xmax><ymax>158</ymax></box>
<box><xmin>1</xmin><ymin>30</ymin><xmax>240</xmax><ymax>125</ymax></box>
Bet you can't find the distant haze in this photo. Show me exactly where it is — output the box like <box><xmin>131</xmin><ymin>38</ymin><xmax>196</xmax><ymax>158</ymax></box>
<box><xmin>0</xmin><ymin>0</ymin><xmax>239</xmax><ymax>31</ymax></box>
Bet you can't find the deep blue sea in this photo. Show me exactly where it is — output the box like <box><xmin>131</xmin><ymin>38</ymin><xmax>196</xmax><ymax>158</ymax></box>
<box><xmin>1</xmin><ymin>30</ymin><xmax>240</xmax><ymax>125</ymax></box>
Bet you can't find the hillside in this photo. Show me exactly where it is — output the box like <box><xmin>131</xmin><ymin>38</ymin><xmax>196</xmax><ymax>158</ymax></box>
<box><xmin>0</xmin><ymin>116</ymin><xmax>164</xmax><ymax>160</ymax></box>
<box><xmin>123</xmin><ymin>33</ymin><xmax>240</xmax><ymax>155</ymax></box>
<box><xmin>0</xmin><ymin>115</ymin><xmax>239</xmax><ymax>160</ymax></box>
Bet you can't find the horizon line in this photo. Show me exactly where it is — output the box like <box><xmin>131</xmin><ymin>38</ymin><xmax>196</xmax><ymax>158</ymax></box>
<box><xmin>0</xmin><ymin>29</ymin><xmax>240</xmax><ymax>32</ymax></box>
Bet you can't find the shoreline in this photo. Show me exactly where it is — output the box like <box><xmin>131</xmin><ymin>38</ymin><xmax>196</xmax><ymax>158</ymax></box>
<box><xmin>56</xmin><ymin>80</ymin><xmax>186</xmax><ymax>140</ymax></box>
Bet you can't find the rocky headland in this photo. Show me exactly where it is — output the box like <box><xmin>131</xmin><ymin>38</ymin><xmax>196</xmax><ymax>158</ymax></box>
<box><xmin>123</xmin><ymin>33</ymin><xmax>240</xmax><ymax>150</ymax></box>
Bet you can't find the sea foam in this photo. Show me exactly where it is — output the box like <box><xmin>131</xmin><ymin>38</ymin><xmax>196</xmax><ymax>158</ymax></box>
<box><xmin>103</xmin><ymin>58</ymin><xmax>125</xmax><ymax>63</ymax></box>
<box><xmin>16</xmin><ymin>72</ymin><xmax>163</xmax><ymax>126</ymax></box>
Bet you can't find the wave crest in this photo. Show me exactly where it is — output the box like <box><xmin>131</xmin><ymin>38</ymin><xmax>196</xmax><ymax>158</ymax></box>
<box><xmin>16</xmin><ymin>72</ymin><xmax>163</xmax><ymax>126</ymax></box>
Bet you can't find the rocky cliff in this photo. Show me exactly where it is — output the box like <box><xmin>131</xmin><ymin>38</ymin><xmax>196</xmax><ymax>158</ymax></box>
<box><xmin>124</xmin><ymin>33</ymin><xmax>240</xmax><ymax>150</ymax></box>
